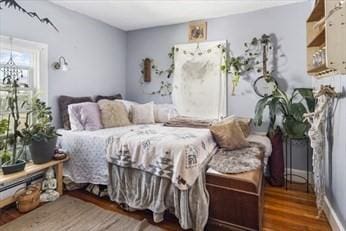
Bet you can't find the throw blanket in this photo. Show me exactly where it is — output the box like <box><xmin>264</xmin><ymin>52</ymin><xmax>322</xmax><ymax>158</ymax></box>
<box><xmin>106</xmin><ymin>125</ymin><xmax>217</xmax><ymax>190</ymax></box>
<box><xmin>164</xmin><ymin>116</ymin><xmax>215</xmax><ymax>128</ymax></box>
<box><xmin>208</xmin><ymin>142</ymin><xmax>264</xmax><ymax>174</ymax></box>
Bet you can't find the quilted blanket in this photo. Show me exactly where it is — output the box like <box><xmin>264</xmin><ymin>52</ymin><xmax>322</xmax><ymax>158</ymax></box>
<box><xmin>106</xmin><ymin>124</ymin><xmax>217</xmax><ymax>190</ymax></box>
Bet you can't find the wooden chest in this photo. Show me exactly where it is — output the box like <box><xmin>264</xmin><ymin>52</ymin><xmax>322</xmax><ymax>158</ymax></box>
<box><xmin>206</xmin><ymin>168</ymin><xmax>264</xmax><ymax>231</ymax></box>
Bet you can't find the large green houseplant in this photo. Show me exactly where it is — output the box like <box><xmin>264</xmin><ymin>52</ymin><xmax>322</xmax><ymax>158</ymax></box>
<box><xmin>0</xmin><ymin>72</ymin><xmax>28</xmax><ymax>174</ymax></box>
<box><xmin>254</xmin><ymin>86</ymin><xmax>315</xmax><ymax>138</ymax></box>
<box><xmin>22</xmin><ymin>98</ymin><xmax>60</xmax><ymax>164</ymax></box>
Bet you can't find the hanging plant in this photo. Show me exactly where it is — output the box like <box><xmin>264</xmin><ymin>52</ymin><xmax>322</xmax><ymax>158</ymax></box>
<box><xmin>222</xmin><ymin>56</ymin><xmax>252</xmax><ymax>95</ymax></box>
<box><xmin>0</xmin><ymin>0</ymin><xmax>58</xmax><ymax>31</ymax></box>
<box><xmin>244</xmin><ymin>34</ymin><xmax>273</xmax><ymax>75</ymax></box>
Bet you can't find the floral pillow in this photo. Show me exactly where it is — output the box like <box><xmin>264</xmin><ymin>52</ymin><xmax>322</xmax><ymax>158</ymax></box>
<box><xmin>68</xmin><ymin>102</ymin><xmax>103</xmax><ymax>131</ymax></box>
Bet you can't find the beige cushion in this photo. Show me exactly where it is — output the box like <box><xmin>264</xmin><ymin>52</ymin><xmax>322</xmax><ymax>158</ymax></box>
<box><xmin>97</xmin><ymin>100</ymin><xmax>131</xmax><ymax>128</ymax></box>
<box><xmin>222</xmin><ymin>116</ymin><xmax>252</xmax><ymax>137</ymax></box>
<box><xmin>132</xmin><ymin>102</ymin><xmax>155</xmax><ymax>124</ymax></box>
<box><xmin>210</xmin><ymin>119</ymin><xmax>249</xmax><ymax>150</ymax></box>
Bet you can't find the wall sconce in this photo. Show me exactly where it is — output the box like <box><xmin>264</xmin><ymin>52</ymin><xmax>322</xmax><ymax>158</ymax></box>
<box><xmin>54</xmin><ymin>56</ymin><xmax>68</xmax><ymax>71</ymax></box>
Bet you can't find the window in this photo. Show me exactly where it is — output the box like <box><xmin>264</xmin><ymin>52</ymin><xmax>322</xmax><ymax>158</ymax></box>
<box><xmin>0</xmin><ymin>36</ymin><xmax>48</xmax><ymax>129</ymax></box>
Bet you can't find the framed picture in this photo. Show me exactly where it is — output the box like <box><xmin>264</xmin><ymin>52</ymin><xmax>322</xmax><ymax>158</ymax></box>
<box><xmin>188</xmin><ymin>21</ymin><xmax>207</xmax><ymax>42</ymax></box>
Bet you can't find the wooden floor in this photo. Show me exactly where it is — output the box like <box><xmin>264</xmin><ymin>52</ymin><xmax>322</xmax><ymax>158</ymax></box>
<box><xmin>0</xmin><ymin>183</ymin><xmax>332</xmax><ymax>231</ymax></box>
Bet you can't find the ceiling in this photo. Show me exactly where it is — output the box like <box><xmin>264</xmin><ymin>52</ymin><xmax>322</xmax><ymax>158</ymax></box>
<box><xmin>51</xmin><ymin>0</ymin><xmax>307</xmax><ymax>31</ymax></box>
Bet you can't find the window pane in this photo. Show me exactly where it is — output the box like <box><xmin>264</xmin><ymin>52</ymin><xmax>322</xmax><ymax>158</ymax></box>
<box><xmin>0</xmin><ymin>90</ymin><xmax>32</xmax><ymax>116</ymax></box>
<box><xmin>0</xmin><ymin>49</ymin><xmax>33</xmax><ymax>67</ymax></box>
<box><xmin>0</xmin><ymin>68</ymin><xmax>30</xmax><ymax>87</ymax></box>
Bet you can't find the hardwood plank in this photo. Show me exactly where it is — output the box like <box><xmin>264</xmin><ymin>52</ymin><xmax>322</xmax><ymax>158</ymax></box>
<box><xmin>0</xmin><ymin>183</ymin><xmax>332</xmax><ymax>230</ymax></box>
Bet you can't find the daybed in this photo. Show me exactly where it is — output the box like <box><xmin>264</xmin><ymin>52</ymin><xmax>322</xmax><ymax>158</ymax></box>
<box><xmin>58</xmin><ymin>124</ymin><xmax>271</xmax><ymax>231</ymax></box>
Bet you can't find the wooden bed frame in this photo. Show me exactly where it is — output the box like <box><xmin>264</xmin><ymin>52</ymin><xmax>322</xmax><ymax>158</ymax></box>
<box><xmin>206</xmin><ymin>168</ymin><xmax>264</xmax><ymax>231</ymax></box>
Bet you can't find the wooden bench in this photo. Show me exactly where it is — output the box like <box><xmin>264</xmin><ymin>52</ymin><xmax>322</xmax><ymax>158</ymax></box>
<box><xmin>0</xmin><ymin>157</ymin><xmax>69</xmax><ymax>208</ymax></box>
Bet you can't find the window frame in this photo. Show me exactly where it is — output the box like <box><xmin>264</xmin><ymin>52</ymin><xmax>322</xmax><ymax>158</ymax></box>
<box><xmin>0</xmin><ymin>35</ymin><xmax>48</xmax><ymax>103</ymax></box>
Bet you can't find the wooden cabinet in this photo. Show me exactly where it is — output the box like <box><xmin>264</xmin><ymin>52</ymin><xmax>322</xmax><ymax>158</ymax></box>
<box><xmin>307</xmin><ymin>0</ymin><xmax>346</xmax><ymax>77</ymax></box>
<box><xmin>206</xmin><ymin>168</ymin><xmax>264</xmax><ymax>231</ymax></box>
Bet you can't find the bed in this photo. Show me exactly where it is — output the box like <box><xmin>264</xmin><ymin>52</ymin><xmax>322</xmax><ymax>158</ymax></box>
<box><xmin>57</xmin><ymin>124</ymin><xmax>271</xmax><ymax>231</ymax></box>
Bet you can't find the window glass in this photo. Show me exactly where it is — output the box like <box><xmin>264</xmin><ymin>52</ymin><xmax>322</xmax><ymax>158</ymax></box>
<box><xmin>0</xmin><ymin>48</ymin><xmax>35</xmax><ymax>123</ymax></box>
<box><xmin>0</xmin><ymin>49</ymin><xmax>33</xmax><ymax>67</ymax></box>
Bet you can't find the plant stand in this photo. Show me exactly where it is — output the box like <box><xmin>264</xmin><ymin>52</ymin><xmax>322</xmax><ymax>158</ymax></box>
<box><xmin>284</xmin><ymin>137</ymin><xmax>311</xmax><ymax>193</ymax></box>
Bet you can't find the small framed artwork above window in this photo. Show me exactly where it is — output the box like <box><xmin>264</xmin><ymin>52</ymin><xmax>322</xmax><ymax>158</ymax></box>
<box><xmin>188</xmin><ymin>21</ymin><xmax>207</xmax><ymax>42</ymax></box>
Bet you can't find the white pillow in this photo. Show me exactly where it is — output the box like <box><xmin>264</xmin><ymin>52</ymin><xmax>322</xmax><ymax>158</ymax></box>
<box><xmin>154</xmin><ymin>104</ymin><xmax>178</xmax><ymax>123</ymax></box>
<box><xmin>131</xmin><ymin>102</ymin><xmax>155</xmax><ymax>124</ymax></box>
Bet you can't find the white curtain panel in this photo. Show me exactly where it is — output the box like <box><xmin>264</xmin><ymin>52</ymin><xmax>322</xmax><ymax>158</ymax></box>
<box><xmin>172</xmin><ymin>41</ymin><xmax>227</xmax><ymax>119</ymax></box>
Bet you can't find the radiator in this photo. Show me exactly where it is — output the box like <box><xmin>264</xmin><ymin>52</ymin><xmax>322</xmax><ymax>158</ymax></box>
<box><xmin>0</xmin><ymin>172</ymin><xmax>44</xmax><ymax>200</ymax></box>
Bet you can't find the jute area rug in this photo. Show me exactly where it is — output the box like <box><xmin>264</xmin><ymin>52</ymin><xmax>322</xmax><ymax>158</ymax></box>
<box><xmin>0</xmin><ymin>195</ymin><xmax>163</xmax><ymax>231</ymax></box>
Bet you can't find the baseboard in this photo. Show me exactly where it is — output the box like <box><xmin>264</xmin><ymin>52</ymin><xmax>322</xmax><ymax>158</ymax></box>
<box><xmin>285</xmin><ymin>168</ymin><xmax>313</xmax><ymax>184</ymax></box>
<box><xmin>324</xmin><ymin>196</ymin><xmax>345</xmax><ymax>231</ymax></box>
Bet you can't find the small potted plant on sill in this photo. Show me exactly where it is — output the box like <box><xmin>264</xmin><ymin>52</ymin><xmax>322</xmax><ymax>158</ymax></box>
<box><xmin>22</xmin><ymin>98</ymin><xmax>60</xmax><ymax>164</ymax></box>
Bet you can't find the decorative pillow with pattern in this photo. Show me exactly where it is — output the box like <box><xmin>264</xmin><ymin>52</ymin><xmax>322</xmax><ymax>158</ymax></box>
<box><xmin>210</xmin><ymin>119</ymin><xmax>249</xmax><ymax>150</ymax></box>
<box><xmin>68</xmin><ymin>102</ymin><xmax>103</xmax><ymax>131</ymax></box>
<box><xmin>97</xmin><ymin>100</ymin><xmax>131</xmax><ymax>128</ymax></box>
<box><xmin>131</xmin><ymin>102</ymin><xmax>155</xmax><ymax>124</ymax></box>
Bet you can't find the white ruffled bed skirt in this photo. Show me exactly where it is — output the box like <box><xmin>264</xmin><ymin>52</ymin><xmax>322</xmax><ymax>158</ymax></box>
<box><xmin>108</xmin><ymin>165</ymin><xmax>209</xmax><ymax>231</ymax></box>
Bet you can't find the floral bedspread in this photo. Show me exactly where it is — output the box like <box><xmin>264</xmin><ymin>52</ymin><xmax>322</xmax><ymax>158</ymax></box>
<box><xmin>106</xmin><ymin>124</ymin><xmax>217</xmax><ymax>190</ymax></box>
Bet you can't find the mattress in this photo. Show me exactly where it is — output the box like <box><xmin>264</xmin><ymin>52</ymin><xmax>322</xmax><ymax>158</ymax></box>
<box><xmin>57</xmin><ymin>124</ymin><xmax>216</xmax><ymax>185</ymax></box>
<box><xmin>58</xmin><ymin>125</ymin><xmax>271</xmax><ymax>185</ymax></box>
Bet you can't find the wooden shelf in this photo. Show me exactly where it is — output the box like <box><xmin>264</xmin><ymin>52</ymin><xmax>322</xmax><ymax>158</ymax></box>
<box><xmin>307</xmin><ymin>28</ymin><xmax>325</xmax><ymax>47</ymax></box>
<box><xmin>307</xmin><ymin>0</ymin><xmax>324</xmax><ymax>22</ymax></box>
<box><xmin>0</xmin><ymin>158</ymin><xmax>69</xmax><ymax>185</ymax></box>
<box><xmin>306</xmin><ymin>0</ymin><xmax>346</xmax><ymax>77</ymax></box>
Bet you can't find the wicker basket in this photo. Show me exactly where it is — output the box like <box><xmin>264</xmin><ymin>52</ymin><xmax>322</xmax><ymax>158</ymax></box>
<box><xmin>15</xmin><ymin>185</ymin><xmax>41</xmax><ymax>213</ymax></box>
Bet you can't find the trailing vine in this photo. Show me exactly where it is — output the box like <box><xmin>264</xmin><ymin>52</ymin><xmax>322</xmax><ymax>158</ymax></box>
<box><xmin>221</xmin><ymin>34</ymin><xmax>274</xmax><ymax>95</ymax></box>
<box><xmin>139</xmin><ymin>47</ymin><xmax>175</xmax><ymax>96</ymax></box>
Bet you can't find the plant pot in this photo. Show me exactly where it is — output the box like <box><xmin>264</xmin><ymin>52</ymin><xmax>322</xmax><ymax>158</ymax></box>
<box><xmin>29</xmin><ymin>137</ymin><xmax>57</xmax><ymax>164</ymax></box>
<box><xmin>2</xmin><ymin>159</ymin><xmax>26</xmax><ymax>175</ymax></box>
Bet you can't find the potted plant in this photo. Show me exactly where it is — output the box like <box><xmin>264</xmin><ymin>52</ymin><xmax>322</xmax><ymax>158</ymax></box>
<box><xmin>22</xmin><ymin>98</ymin><xmax>60</xmax><ymax>164</ymax></box>
<box><xmin>254</xmin><ymin>86</ymin><xmax>315</xmax><ymax>138</ymax></box>
<box><xmin>1</xmin><ymin>73</ymin><xmax>28</xmax><ymax>174</ymax></box>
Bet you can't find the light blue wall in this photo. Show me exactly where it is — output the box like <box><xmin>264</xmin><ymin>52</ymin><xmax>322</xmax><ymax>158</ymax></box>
<box><xmin>0</xmin><ymin>0</ymin><xmax>127</xmax><ymax>127</ymax></box>
<box><xmin>126</xmin><ymin>2</ymin><xmax>313</xmax><ymax>114</ymax></box>
<box><xmin>126</xmin><ymin>2</ymin><xmax>313</xmax><ymax>170</ymax></box>
<box><xmin>1</xmin><ymin>0</ymin><xmax>344</xmax><ymax>228</ymax></box>
<box><xmin>125</xmin><ymin>2</ymin><xmax>345</xmax><ymax>226</ymax></box>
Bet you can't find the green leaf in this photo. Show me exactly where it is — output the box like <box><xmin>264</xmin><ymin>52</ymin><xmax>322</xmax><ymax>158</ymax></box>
<box><xmin>254</xmin><ymin>96</ymin><xmax>272</xmax><ymax>126</ymax></box>
<box><xmin>290</xmin><ymin>103</ymin><xmax>307</xmax><ymax>122</ymax></box>
<box><xmin>283</xmin><ymin>116</ymin><xmax>307</xmax><ymax>138</ymax></box>
<box><xmin>294</xmin><ymin>88</ymin><xmax>315</xmax><ymax>112</ymax></box>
